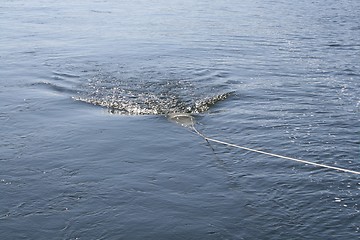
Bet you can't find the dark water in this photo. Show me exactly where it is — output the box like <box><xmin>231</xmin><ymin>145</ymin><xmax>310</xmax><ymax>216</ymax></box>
<box><xmin>1</xmin><ymin>0</ymin><xmax>360</xmax><ymax>239</ymax></box>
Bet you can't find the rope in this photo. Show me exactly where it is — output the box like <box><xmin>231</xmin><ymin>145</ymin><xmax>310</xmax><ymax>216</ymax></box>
<box><xmin>191</xmin><ymin>125</ymin><xmax>360</xmax><ymax>175</ymax></box>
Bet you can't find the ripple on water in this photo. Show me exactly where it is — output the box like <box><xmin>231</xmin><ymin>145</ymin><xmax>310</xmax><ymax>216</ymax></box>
<box><xmin>72</xmin><ymin>66</ymin><xmax>234</xmax><ymax>115</ymax></box>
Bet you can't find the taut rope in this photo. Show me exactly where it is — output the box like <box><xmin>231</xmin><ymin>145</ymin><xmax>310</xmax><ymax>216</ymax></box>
<box><xmin>191</xmin><ymin>124</ymin><xmax>360</xmax><ymax>175</ymax></box>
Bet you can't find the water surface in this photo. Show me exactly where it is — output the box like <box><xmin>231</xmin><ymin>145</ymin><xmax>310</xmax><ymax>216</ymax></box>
<box><xmin>1</xmin><ymin>0</ymin><xmax>359</xmax><ymax>239</ymax></box>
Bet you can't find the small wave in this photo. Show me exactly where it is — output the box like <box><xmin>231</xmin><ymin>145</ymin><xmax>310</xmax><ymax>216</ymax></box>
<box><xmin>326</xmin><ymin>43</ymin><xmax>360</xmax><ymax>50</ymax></box>
<box><xmin>73</xmin><ymin>67</ymin><xmax>233</xmax><ymax>115</ymax></box>
<box><xmin>91</xmin><ymin>10</ymin><xmax>112</xmax><ymax>14</ymax></box>
<box><xmin>73</xmin><ymin>91</ymin><xmax>233</xmax><ymax>115</ymax></box>
<box><xmin>52</xmin><ymin>71</ymin><xmax>80</xmax><ymax>79</ymax></box>
<box><xmin>30</xmin><ymin>82</ymin><xmax>79</xmax><ymax>95</ymax></box>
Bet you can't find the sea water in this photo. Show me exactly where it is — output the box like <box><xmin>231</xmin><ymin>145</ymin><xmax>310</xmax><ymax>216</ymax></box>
<box><xmin>1</xmin><ymin>0</ymin><xmax>359</xmax><ymax>239</ymax></box>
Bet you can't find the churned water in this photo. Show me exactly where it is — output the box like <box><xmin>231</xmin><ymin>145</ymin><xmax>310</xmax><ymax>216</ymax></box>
<box><xmin>1</xmin><ymin>0</ymin><xmax>359</xmax><ymax>239</ymax></box>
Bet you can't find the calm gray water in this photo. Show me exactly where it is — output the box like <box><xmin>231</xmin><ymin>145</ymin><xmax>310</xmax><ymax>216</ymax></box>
<box><xmin>1</xmin><ymin>0</ymin><xmax>360</xmax><ymax>239</ymax></box>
